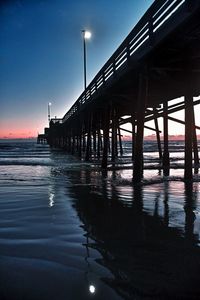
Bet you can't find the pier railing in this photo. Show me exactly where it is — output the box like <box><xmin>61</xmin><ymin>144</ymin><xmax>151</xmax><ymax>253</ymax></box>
<box><xmin>62</xmin><ymin>0</ymin><xmax>193</xmax><ymax>123</ymax></box>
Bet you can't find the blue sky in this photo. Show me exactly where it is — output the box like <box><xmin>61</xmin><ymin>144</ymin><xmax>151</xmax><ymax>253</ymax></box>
<box><xmin>0</xmin><ymin>0</ymin><xmax>154</xmax><ymax>138</ymax></box>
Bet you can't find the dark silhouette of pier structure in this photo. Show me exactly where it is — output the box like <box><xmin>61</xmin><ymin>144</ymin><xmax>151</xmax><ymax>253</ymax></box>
<box><xmin>37</xmin><ymin>128</ymin><xmax>49</xmax><ymax>144</ymax></box>
<box><xmin>41</xmin><ymin>0</ymin><xmax>200</xmax><ymax>182</ymax></box>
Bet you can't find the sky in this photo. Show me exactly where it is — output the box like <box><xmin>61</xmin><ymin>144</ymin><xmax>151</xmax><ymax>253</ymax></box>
<box><xmin>1</xmin><ymin>0</ymin><xmax>198</xmax><ymax>140</ymax></box>
<box><xmin>0</xmin><ymin>0</ymin><xmax>156</xmax><ymax>139</ymax></box>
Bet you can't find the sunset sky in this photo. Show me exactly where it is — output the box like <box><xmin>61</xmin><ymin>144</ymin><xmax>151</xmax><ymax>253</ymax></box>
<box><xmin>1</xmin><ymin>0</ymin><xmax>200</xmax><ymax>140</ymax></box>
<box><xmin>0</xmin><ymin>0</ymin><xmax>155</xmax><ymax>139</ymax></box>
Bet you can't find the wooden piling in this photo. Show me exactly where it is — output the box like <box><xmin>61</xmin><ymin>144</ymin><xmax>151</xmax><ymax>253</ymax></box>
<box><xmin>102</xmin><ymin>107</ymin><xmax>110</xmax><ymax>169</ymax></box>
<box><xmin>72</xmin><ymin>134</ymin><xmax>75</xmax><ymax>155</ymax></box>
<box><xmin>97</xmin><ymin>126</ymin><xmax>101</xmax><ymax>159</ymax></box>
<box><xmin>85</xmin><ymin>114</ymin><xmax>92</xmax><ymax>161</ymax></box>
<box><xmin>163</xmin><ymin>101</ymin><xmax>169</xmax><ymax>176</ymax></box>
<box><xmin>133</xmin><ymin>72</ymin><xmax>148</xmax><ymax>182</ymax></box>
<box><xmin>153</xmin><ymin>108</ymin><xmax>162</xmax><ymax>160</ymax></box>
<box><xmin>82</xmin><ymin>127</ymin><xmax>86</xmax><ymax>153</ymax></box>
<box><xmin>192</xmin><ymin>107</ymin><xmax>199</xmax><ymax>172</ymax></box>
<box><xmin>111</xmin><ymin>105</ymin><xmax>117</xmax><ymax>162</ymax></box>
<box><xmin>131</xmin><ymin>113</ymin><xmax>136</xmax><ymax>161</ymax></box>
<box><xmin>93</xmin><ymin>130</ymin><xmax>96</xmax><ymax>156</ymax></box>
<box><xmin>118</xmin><ymin>126</ymin><xmax>123</xmax><ymax>156</ymax></box>
<box><xmin>184</xmin><ymin>94</ymin><xmax>193</xmax><ymax>180</ymax></box>
<box><xmin>78</xmin><ymin>122</ymin><xmax>82</xmax><ymax>158</ymax></box>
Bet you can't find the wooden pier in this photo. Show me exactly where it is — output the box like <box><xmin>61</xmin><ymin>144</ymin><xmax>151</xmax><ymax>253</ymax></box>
<box><xmin>37</xmin><ymin>128</ymin><xmax>49</xmax><ymax>144</ymax></box>
<box><xmin>42</xmin><ymin>0</ymin><xmax>200</xmax><ymax>181</ymax></box>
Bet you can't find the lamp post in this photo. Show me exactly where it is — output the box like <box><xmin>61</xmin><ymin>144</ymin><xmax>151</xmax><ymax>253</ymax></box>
<box><xmin>82</xmin><ymin>30</ymin><xmax>91</xmax><ymax>90</ymax></box>
<box><xmin>48</xmin><ymin>102</ymin><xmax>51</xmax><ymax>123</ymax></box>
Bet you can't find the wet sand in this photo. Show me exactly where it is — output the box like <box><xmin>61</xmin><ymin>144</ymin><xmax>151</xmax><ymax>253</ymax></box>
<box><xmin>0</xmin><ymin>141</ymin><xmax>200</xmax><ymax>299</ymax></box>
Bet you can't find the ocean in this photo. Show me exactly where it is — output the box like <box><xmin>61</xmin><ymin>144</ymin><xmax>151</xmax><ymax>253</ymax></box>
<box><xmin>0</xmin><ymin>140</ymin><xmax>200</xmax><ymax>299</ymax></box>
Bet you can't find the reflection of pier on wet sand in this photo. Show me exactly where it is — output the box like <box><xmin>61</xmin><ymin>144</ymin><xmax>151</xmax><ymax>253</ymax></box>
<box><xmin>41</xmin><ymin>0</ymin><xmax>200</xmax><ymax>182</ymax></box>
<box><xmin>68</xmin><ymin>168</ymin><xmax>200</xmax><ymax>298</ymax></box>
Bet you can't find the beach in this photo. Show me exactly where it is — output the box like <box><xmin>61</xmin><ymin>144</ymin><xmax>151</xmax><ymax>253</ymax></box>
<box><xmin>0</xmin><ymin>140</ymin><xmax>200</xmax><ymax>299</ymax></box>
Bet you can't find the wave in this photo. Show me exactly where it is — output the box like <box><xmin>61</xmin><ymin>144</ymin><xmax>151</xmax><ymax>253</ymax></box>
<box><xmin>0</xmin><ymin>160</ymin><xmax>54</xmax><ymax>166</ymax></box>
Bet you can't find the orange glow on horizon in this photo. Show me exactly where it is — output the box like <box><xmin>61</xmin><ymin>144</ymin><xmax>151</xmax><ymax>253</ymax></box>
<box><xmin>0</xmin><ymin>118</ymin><xmax>47</xmax><ymax>139</ymax></box>
<box><xmin>0</xmin><ymin>124</ymin><xmax>44</xmax><ymax>139</ymax></box>
<box><xmin>0</xmin><ymin>129</ymin><xmax>38</xmax><ymax>139</ymax></box>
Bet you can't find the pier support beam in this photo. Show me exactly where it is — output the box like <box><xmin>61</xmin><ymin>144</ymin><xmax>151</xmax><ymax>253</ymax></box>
<box><xmin>78</xmin><ymin>120</ymin><xmax>82</xmax><ymax>158</ymax></box>
<box><xmin>97</xmin><ymin>124</ymin><xmax>101</xmax><ymax>160</ymax></box>
<box><xmin>67</xmin><ymin>135</ymin><xmax>71</xmax><ymax>152</ymax></box>
<box><xmin>118</xmin><ymin>126</ymin><xmax>123</xmax><ymax>156</ymax></box>
<box><xmin>71</xmin><ymin>134</ymin><xmax>75</xmax><ymax>155</ymax></box>
<box><xmin>163</xmin><ymin>101</ymin><xmax>170</xmax><ymax>176</ymax></box>
<box><xmin>153</xmin><ymin>108</ymin><xmax>162</xmax><ymax>160</ymax></box>
<box><xmin>102</xmin><ymin>107</ymin><xmax>110</xmax><ymax>169</ymax></box>
<box><xmin>192</xmin><ymin>107</ymin><xmax>199</xmax><ymax>173</ymax></box>
<box><xmin>131</xmin><ymin>113</ymin><xmax>136</xmax><ymax>161</ymax></box>
<box><xmin>133</xmin><ymin>72</ymin><xmax>148</xmax><ymax>182</ymax></box>
<box><xmin>111</xmin><ymin>105</ymin><xmax>117</xmax><ymax>162</ymax></box>
<box><xmin>82</xmin><ymin>124</ymin><xmax>86</xmax><ymax>153</ymax></box>
<box><xmin>184</xmin><ymin>94</ymin><xmax>193</xmax><ymax>180</ymax></box>
<box><xmin>93</xmin><ymin>130</ymin><xmax>97</xmax><ymax>156</ymax></box>
<box><xmin>85</xmin><ymin>114</ymin><xmax>92</xmax><ymax>161</ymax></box>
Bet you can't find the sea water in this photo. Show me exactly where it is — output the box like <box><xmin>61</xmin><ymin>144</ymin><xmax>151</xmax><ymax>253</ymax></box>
<box><xmin>0</xmin><ymin>140</ymin><xmax>200</xmax><ymax>299</ymax></box>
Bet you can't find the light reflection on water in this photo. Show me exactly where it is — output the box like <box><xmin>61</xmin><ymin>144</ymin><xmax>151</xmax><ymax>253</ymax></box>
<box><xmin>76</xmin><ymin>168</ymin><xmax>200</xmax><ymax>242</ymax></box>
<box><xmin>70</xmin><ymin>168</ymin><xmax>200</xmax><ymax>298</ymax></box>
<box><xmin>48</xmin><ymin>191</ymin><xmax>55</xmax><ymax>208</ymax></box>
<box><xmin>0</xmin><ymin>142</ymin><xmax>200</xmax><ymax>299</ymax></box>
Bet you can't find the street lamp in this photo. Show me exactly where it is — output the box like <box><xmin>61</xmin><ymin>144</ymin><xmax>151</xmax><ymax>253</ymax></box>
<box><xmin>82</xmin><ymin>30</ymin><xmax>91</xmax><ymax>90</ymax></box>
<box><xmin>48</xmin><ymin>102</ymin><xmax>51</xmax><ymax>122</ymax></box>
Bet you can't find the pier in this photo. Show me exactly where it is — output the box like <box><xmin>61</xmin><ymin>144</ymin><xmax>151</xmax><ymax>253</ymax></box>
<box><xmin>41</xmin><ymin>0</ymin><xmax>200</xmax><ymax>181</ymax></box>
<box><xmin>37</xmin><ymin>128</ymin><xmax>49</xmax><ymax>144</ymax></box>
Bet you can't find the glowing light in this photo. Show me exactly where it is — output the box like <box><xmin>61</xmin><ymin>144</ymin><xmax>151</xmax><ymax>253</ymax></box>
<box><xmin>49</xmin><ymin>192</ymin><xmax>54</xmax><ymax>207</ymax></box>
<box><xmin>89</xmin><ymin>285</ymin><xmax>95</xmax><ymax>294</ymax></box>
<box><xmin>84</xmin><ymin>31</ymin><xmax>91</xmax><ymax>39</ymax></box>
<box><xmin>48</xmin><ymin>102</ymin><xmax>52</xmax><ymax>106</ymax></box>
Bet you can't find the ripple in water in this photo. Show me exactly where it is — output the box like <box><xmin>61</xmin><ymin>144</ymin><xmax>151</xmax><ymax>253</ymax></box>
<box><xmin>0</xmin><ymin>141</ymin><xmax>200</xmax><ymax>299</ymax></box>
